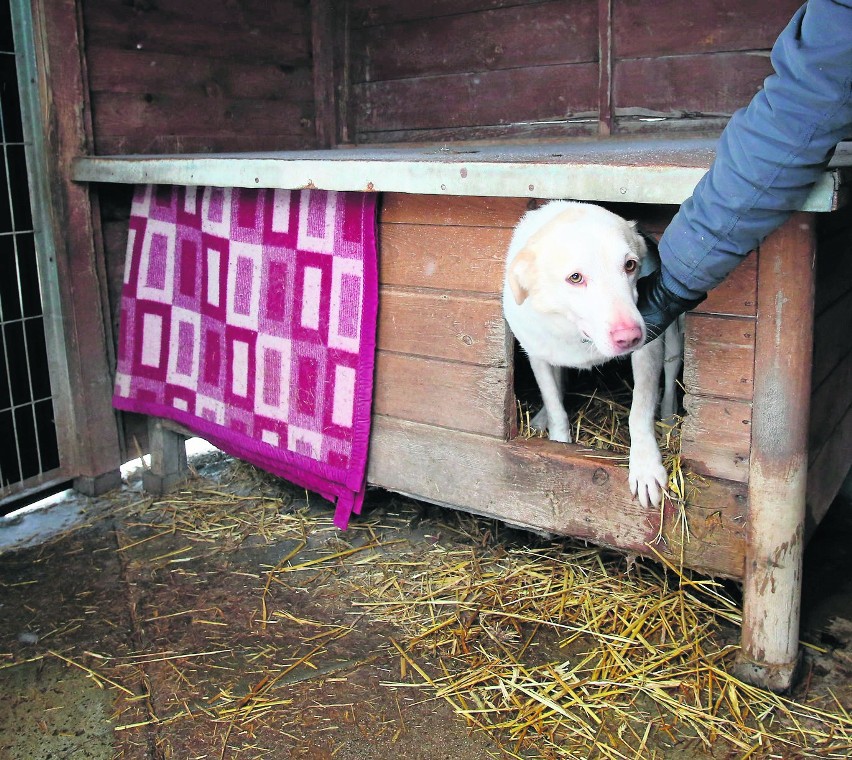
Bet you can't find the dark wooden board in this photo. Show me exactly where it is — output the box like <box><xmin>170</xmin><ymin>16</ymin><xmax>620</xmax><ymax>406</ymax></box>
<box><xmin>807</xmin><ymin>403</ymin><xmax>852</xmax><ymax>529</ymax></box>
<box><xmin>811</xmin><ymin>289</ymin><xmax>852</xmax><ymax>390</ymax></box>
<box><xmin>814</xmin><ymin>211</ymin><xmax>852</xmax><ymax>315</ymax></box>
<box><xmin>613</xmin><ymin>0</ymin><xmax>802</xmax><ymax>59</ymax></box>
<box><xmin>683</xmin><ymin>314</ymin><xmax>755</xmax><ymax>402</ymax></box>
<box><xmin>94</xmin><ymin>134</ymin><xmax>316</xmax><ymax>156</ymax></box>
<box><xmin>693</xmin><ymin>254</ymin><xmax>758</xmax><ymax>318</ymax></box>
<box><xmin>378</xmin><ymin>289</ymin><xmax>507</xmax><ymax>366</ymax></box>
<box><xmin>809</xmin><ymin>346</ymin><xmax>852</xmax><ymax>461</ymax></box>
<box><xmin>368</xmin><ymin>416</ymin><xmax>747</xmax><ymax>579</ymax></box>
<box><xmin>82</xmin><ymin>0</ymin><xmax>310</xmax><ymax>64</ymax></box>
<box><xmin>91</xmin><ymin>92</ymin><xmax>313</xmax><ymax>139</ymax></box>
<box><xmin>351</xmin><ymin>0</ymin><xmax>597</xmax><ymax>83</ymax></box>
<box><xmin>373</xmin><ymin>352</ymin><xmax>511</xmax><ymax>437</ymax></box>
<box><xmin>356</xmin><ymin>63</ymin><xmax>599</xmax><ymax>134</ymax></box>
<box><xmin>681</xmin><ymin>395</ymin><xmax>751</xmax><ymax>483</ymax></box>
<box><xmin>381</xmin><ymin>193</ymin><xmax>530</xmax><ymax>228</ymax></box>
<box><xmin>379</xmin><ymin>223</ymin><xmax>510</xmax><ymax>293</ymax></box>
<box><xmin>614</xmin><ymin>53</ymin><xmax>773</xmax><ymax>117</ymax></box>
<box><xmin>351</xmin><ymin>0</ymin><xmax>559</xmax><ymax>27</ymax></box>
<box><xmin>86</xmin><ymin>47</ymin><xmax>313</xmax><ymax>101</ymax></box>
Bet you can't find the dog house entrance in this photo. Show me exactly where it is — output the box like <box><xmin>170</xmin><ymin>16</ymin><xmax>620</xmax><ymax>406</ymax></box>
<box><xmin>512</xmin><ymin>341</ymin><xmax>642</xmax><ymax>449</ymax></box>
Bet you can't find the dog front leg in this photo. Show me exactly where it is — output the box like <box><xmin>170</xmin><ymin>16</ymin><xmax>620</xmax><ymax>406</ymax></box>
<box><xmin>529</xmin><ymin>357</ymin><xmax>571</xmax><ymax>443</ymax></box>
<box><xmin>660</xmin><ymin>314</ymin><xmax>685</xmax><ymax>421</ymax></box>
<box><xmin>628</xmin><ymin>339</ymin><xmax>668</xmax><ymax>507</ymax></box>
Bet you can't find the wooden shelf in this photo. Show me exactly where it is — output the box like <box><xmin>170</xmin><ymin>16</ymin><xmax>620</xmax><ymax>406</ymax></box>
<box><xmin>72</xmin><ymin>137</ymin><xmax>850</xmax><ymax>210</ymax></box>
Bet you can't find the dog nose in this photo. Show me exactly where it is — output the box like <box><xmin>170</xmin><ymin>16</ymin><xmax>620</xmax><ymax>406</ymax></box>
<box><xmin>610</xmin><ymin>324</ymin><xmax>643</xmax><ymax>350</ymax></box>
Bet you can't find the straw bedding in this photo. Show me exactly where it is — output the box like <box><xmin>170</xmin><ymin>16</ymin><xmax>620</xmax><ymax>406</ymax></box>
<box><xmin>2</xmin><ymin>407</ymin><xmax>850</xmax><ymax>757</ymax></box>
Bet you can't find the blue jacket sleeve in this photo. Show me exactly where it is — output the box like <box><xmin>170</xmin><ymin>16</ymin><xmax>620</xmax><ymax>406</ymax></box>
<box><xmin>658</xmin><ymin>0</ymin><xmax>852</xmax><ymax>301</ymax></box>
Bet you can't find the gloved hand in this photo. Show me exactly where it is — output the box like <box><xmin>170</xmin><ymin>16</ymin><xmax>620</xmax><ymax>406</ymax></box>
<box><xmin>636</xmin><ymin>269</ymin><xmax>707</xmax><ymax>343</ymax></box>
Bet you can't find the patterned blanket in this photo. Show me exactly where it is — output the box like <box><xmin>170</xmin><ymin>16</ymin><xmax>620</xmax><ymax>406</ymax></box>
<box><xmin>113</xmin><ymin>185</ymin><xmax>378</xmax><ymax>528</ymax></box>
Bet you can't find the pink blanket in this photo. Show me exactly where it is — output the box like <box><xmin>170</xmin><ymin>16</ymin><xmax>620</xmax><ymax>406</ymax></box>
<box><xmin>113</xmin><ymin>185</ymin><xmax>378</xmax><ymax>528</ymax></box>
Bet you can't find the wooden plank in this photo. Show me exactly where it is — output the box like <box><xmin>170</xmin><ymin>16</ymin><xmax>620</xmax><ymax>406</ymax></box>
<box><xmin>807</xmin><ymin>401</ymin><xmax>852</xmax><ymax>530</ymax></box>
<box><xmin>680</xmin><ymin>395</ymin><xmax>751</xmax><ymax>483</ymax></box>
<box><xmin>82</xmin><ymin>1</ymin><xmax>310</xmax><ymax>65</ymax></box>
<box><xmin>356</xmin><ymin>63</ymin><xmax>599</xmax><ymax>135</ymax></box>
<box><xmin>91</xmin><ymin>92</ymin><xmax>313</xmax><ymax>141</ymax></box>
<box><xmin>613</xmin><ymin>0</ymin><xmax>802</xmax><ymax>59</ymax></box>
<box><xmin>351</xmin><ymin>0</ymin><xmax>597</xmax><ymax>83</ymax></box>
<box><xmin>683</xmin><ymin>314</ymin><xmax>755</xmax><ymax>402</ymax></box>
<box><xmin>693</xmin><ymin>253</ymin><xmax>757</xmax><ymax>318</ymax></box>
<box><xmin>94</xmin><ymin>133</ymin><xmax>316</xmax><ymax>156</ymax></box>
<box><xmin>378</xmin><ymin>289</ymin><xmax>508</xmax><ymax>366</ymax></box>
<box><xmin>597</xmin><ymin>0</ymin><xmax>612</xmax><ymax>136</ymax></box>
<box><xmin>809</xmin><ymin>346</ymin><xmax>852</xmax><ymax>459</ymax></box>
<box><xmin>814</xmin><ymin>215</ymin><xmax>852</xmax><ymax>315</ymax></box>
<box><xmin>379</xmin><ymin>223</ymin><xmax>510</xmax><ymax>293</ymax></box>
<box><xmin>355</xmin><ymin>120</ymin><xmax>599</xmax><ymax>144</ymax></box>
<box><xmin>367</xmin><ymin>416</ymin><xmax>747</xmax><ymax>579</ymax></box>
<box><xmin>381</xmin><ymin>193</ymin><xmax>530</xmax><ymax>228</ymax></box>
<box><xmin>373</xmin><ymin>352</ymin><xmax>510</xmax><ymax>437</ymax></box>
<box><xmin>102</xmin><ymin>219</ymin><xmax>128</xmax><ymax>339</ymax></box>
<box><xmin>86</xmin><ymin>47</ymin><xmax>313</xmax><ymax>100</ymax></box>
<box><xmin>812</xmin><ymin>288</ymin><xmax>852</xmax><ymax>390</ymax></box>
<box><xmin>88</xmin><ymin>0</ymin><xmax>310</xmax><ymax>29</ymax></box>
<box><xmin>614</xmin><ymin>53</ymin><xmax>774</xmax><ymax>117</ymax></box>
<box><xmin>351</xmin><ymin>0</ymin><xmax>561</xmax><ymax>27</ymax></box>
<box><xmin>33</xmin><ymin>0</ymin><xmax>123</xmax><ymax>483</ymax></box>
<box><xmin>311</xmin><ymin>0</ymin><xmax>337</xmax><ymax>148</ymax></box>
<box><xmin>614</xmin><ymin>115</ymin><xmax>733</xmax><ymax>138</ymax></box>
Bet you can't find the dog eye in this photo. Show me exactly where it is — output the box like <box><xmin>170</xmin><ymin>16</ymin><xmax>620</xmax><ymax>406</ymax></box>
<box><xmin>566</xmin><ymin>272</ymin><xmax>584</xmax><ymax>285</ymax></box>
<box><xmin>625</xmin><ymin>260</ymin><xmax>638</xmax><ymax>273</ymax></box>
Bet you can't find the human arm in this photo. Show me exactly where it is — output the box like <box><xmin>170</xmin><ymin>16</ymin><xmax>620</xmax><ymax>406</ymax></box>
<box><xmin>639</xmin><ymin>0</ymin><xmax>852</xmax><ymax>341</ymax></box>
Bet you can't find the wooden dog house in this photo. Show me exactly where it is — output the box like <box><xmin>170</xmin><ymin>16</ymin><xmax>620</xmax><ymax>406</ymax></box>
<box><xmin>10</xmin><ymin>0</ymin><xmax>852</xmax><ymax>692</ymax></box>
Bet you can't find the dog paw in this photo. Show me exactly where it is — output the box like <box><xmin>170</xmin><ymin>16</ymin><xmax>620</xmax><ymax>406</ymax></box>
<box><xmin>529</xmin><ymin>407</ymin><xmax>548</xmax><ymax>433</ymax></box>
<box><xmin>628</xmin><ymin>447</ymin><xmax>668</xmax><ymax>508</ymax></box>
<box><xmin>548</xmin><ymin>427</ymin><xmax>572</xmax><ymax>444</ymax></box>
<box><xmin>534</xmin><ymin>408</ymin><xmax>571</xmax><ymax>443</ymax></box>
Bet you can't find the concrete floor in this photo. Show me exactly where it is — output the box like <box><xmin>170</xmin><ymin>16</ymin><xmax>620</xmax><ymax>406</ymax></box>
<box><xmin>1</xmin><ymin>451</ymin><xmax>850</xmax><ymax>760</ymax></box>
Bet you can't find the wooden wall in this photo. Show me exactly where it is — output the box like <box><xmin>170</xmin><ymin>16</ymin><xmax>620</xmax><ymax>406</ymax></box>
<box><xmin>373</xmin><ymin>193</ymin><xmax>520</xmax><ymax>437</ymax></box>
<box><xmin>807</xmin><ymin>206</ymin><xmax>852</xmax><ymax>527</ymax></box>
<box><xmin>79</xmin><ymin>0</ymin><xmax>318</xmax><ymax>454</ymax></box>
<box><xmin>346</xmin><ymin>0</ymin><xmax>802</xmax><ymax>143</ymax></box>
<box><xmin>81</xmin><ymin>0</ymin><xmax>316</xmax><ymax>155</ymax></box>
<box><xmin>367</xmin><ymin>195</ymin><xmax>746</xmax><ymax>578</ymax></box>
<box><xmin>680</xmin><ymin>257</ymin><xmax>757</xmax><ymax>485</ymax></box>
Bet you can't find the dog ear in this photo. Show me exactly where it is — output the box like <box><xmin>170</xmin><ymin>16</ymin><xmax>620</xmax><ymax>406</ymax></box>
<box><xmin>627</xmin><ymin>221</ymin><xmax>647</xmax><ymax>255</ymax></box>
<box><xmin>508</xmin><ymin>259</ymin><xmax>529</xmax><ymax>304</ymax></box>
<box><xmin>508</xmin><ymin>244</ymin><xmax>537</xmax><ymax>305</ymax></box>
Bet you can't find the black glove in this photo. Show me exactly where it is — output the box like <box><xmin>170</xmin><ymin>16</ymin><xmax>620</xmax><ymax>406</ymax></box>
<box><xmin>636</xmin><ymin>269</ymin><xmax>706</xmax><ymax>343</ymax></box>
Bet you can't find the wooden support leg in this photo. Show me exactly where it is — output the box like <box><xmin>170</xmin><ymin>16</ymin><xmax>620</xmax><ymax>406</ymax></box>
<box><xmin>142</xmin><ymin>418</ymin><xmax>189</xmax><ymax>495</ymax></box>
<box><xmin>736</xmin><ymin>214</ymin><xmax>816</xmax><ymax>692</ymax></box>
<box><xmin>74</xmin><ymin>469</ymin><xmax>122</xmax><ymax>497</ymax></box>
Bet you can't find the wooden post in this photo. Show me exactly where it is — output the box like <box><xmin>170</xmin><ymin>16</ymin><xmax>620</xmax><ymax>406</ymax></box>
<box><xmin>597</xmin><ymin>0</ymin><xmax>613</xmax><ymax>137</ymax></box>
<box><xmin>311</xmin><ymin>0</ymin><xmax>337</xmax><ymax>148</ymax></box>
<box><xmin>142</xmin><ymin>419</ymin><xmax>189</xmax><ymax>495</ymax></box>
<box><xmin>32</xmin><ymin>0</ymin><xmax>123</xmax><ymax>492</ymax></box>
<box><xmin>737</xmin><ymin>213</ymin><xmax>816</xmax><ymax>692</ymax></box>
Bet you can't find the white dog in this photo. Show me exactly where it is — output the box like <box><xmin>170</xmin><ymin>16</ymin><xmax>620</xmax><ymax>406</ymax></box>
<box><xmin>503</xmin><ymin>201</ymin><xmax>681</xmax><ymax>508</ymax></box>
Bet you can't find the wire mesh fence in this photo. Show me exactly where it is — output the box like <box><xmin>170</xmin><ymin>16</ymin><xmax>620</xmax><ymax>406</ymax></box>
<box><xmin>0</xmin><ymin>0</ymin><xmax>61</xmax><ymax>504</ymax></box>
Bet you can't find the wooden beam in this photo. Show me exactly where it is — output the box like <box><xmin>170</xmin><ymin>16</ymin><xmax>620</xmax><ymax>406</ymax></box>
<box><xmin>597</xmin><ymin>0</ymin><xmax>612</xmax><ymax>136</ymax></box>
<box><xmin>737</xmin><ymin>213</ymin><xmax>816</xmax><ymax>692</ymax></box>
<box><xmin>311</xmin><ymin>0</ymin><xmax>337</xmax><ymax>147</ymax></box>
<box><xmin>368</xmin><ymin>416</ymin><xmax>747</xmax><ymax>579</ymax></box>
<box><xmin>32</xmin><ymin>0</ymin><xmax>122</xmax><ymax>491</ymax></box>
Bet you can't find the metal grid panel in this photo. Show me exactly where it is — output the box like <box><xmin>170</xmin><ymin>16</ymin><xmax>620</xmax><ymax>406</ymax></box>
<box><xmin>0</xmin><ymin>0</ymin><xmax>61</xmax><ymax>503</ymax></box>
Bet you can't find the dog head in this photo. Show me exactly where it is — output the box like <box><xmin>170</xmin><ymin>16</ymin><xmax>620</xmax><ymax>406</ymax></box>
<box><xmin>506</xmin><ymin>202</ymin><xmax>649</xmax><ymax>358</ymax></box>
